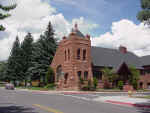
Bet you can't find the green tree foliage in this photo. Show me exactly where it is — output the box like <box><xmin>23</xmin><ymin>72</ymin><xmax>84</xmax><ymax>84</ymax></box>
<box><xmin>102</xmin><ymin>67</ymin><xmax>118</xmax><ymax>88</ymax></box>
<box><xmin>6</xmin><ymin>36</ymin><xmax>22</xmax><ymax>86</ymax></box>
<box><xmin>93</xmin><ymin>77</ymin><xmax>98</xmax><ymax>89</ymax></box>
<box><xmin>102</xmin><ymin>68</ymin><xmax>118</xmax><ymax>83</ymax></box>
<box><xmin>129</xmin><ymin>66</ymin><xmax>140</xmax><ymax>89</ymax></box>
<box><xmin>28</xmin><ymin>22</ymin><xmax>57</xmax><ymax>84</ymax></box>
<box><xmin>0</xmin><ymin>3</ymin><xmax>17</xmax><ymax>31</ymax></box>
<box><xmin>137</xmin><ymin>0</ymin><xmax>150</xmax><ymax>25</ymax></box>
<box><xmin>118</xmin><ymin>80</ymin><xmax>124</xmax><ymax>90</ymax></box>
<box><xmin>20</xmin><ymin>33</ymin><xmax>33</xmax><ymax>86</ymax></box>
<box><xmin>0</xmin><ymin>61</ymin><xmax>7</xmax><ymax>81</ymax></box>
<box><xmin>46</xmin><ymin>67</ymin><xmax>55</xmax><ymax>84</ymax></box>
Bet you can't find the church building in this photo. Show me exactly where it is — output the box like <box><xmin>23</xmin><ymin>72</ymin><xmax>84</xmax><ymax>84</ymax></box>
<box><xmin>51</xmin><ymin>24</ymin><xmax>150</xmax><ymax>90</ymax></box>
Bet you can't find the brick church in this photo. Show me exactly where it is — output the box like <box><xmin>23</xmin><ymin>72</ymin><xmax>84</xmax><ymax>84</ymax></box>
<box><xmin>51</xmin><ymin>24</ymin><xmax>150</xmax><ymax>90</ymax></box>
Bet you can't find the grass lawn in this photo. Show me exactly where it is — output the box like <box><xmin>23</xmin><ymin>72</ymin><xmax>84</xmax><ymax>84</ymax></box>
<box><xmin>15</xmin><ymin>86</ymin><xmax>54</xmax><ymax>91</ymax></box>
<box><xmin>28</xmin><ymin>87</ymin><xmax>43</xmax><ymax>90</ymax></box>
<box><xmin>27</xmin><ymin>86</ymin><xmax>55</xmax><ymax>91</ymax></box>
<box><xmin>96</xmin><ymin>88</ymin><xmax>122</xmax><ymax>92</ymax></box>
<box><xmin>134</xmin><ymin>96</ymin><xmax>150</xmax><ymax>99</ymax></box>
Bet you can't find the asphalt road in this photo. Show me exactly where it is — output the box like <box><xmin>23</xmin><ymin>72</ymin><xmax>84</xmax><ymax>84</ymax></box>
<box><xmin>0</xmin><ymin>88</ymin><xmax>149</xmax><ymax>113</ymax></box>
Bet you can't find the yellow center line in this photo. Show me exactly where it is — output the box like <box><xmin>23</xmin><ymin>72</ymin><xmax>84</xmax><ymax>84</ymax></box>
<box><xmin>33</xmin><ymin>104</ymin><xmax>64</xmax><ymax>113</ymax></box>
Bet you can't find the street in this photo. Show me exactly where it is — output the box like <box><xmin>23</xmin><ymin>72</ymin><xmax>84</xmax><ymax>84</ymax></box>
<box><xmin>0</xmin><ymin>88</ymin><xmax>149</xmax><ymax>113</ymax></box>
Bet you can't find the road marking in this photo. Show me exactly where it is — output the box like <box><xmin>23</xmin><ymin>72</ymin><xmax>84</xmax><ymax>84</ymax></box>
<box><xmin>58</xmin><ymin>94</ymin><xmax>93</xmax><ymax>101</ymax></box>
<box><xmin>33</xmin><ymin>104</ymin><xmax>63</xmax><ymax>113</ymax></box>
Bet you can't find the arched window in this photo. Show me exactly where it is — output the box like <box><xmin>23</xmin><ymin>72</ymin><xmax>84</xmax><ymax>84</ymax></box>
<box><xmin>77</xmin><ymin>49</ymin><xmax>80</xmax><ymax>60</ymax></box>
<box><xmin>65</xmin><ymin>50</ymin><xmax>67</xmax><ymax>61</ymax></box>
<box><xmin>83</xmin><ymin>49</ymin><xmax>86</xmax><ymax>60</ymax></box>
<box><xmin>64</xmin><ymin>73</ymin><xmax>68</xmax><ymax>84</ymax></box>
<box><xmin>84</xmin><ymin>71</ymin><xmax>88</xmax><ymax>80</ymax></box>
<box><xmin>56</xmin><ymin>65</ymin><xmax>62</xmax><ymax>82</ymax></box>
<box><xmin>77</xmin><ymin>71</ymin><xmax>81</xmax><ymax>79</ymax></box>
<box><xmin>68</xmin><ymin>49</ymin><xmax>70</xmax><ymax>60</ymax></box>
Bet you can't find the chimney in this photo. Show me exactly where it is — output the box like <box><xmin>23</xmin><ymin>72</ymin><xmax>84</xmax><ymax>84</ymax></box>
<box><xmin>119</xmin><ymin>46</ymin><xmax>127</xmax><ymax>53</ymax></box>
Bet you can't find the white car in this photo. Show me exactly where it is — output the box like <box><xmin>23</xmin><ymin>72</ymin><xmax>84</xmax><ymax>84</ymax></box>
<box><xmin>5</xmin><ymin>83</ymin><xmax>14</xmax><ymax>90</ymax></box>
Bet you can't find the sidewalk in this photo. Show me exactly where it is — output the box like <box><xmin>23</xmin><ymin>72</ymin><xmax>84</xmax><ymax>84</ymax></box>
<box><xmin>94</xmin><ymin>96</ymin><xmax>150</xmax><ymax>108</ymax></box>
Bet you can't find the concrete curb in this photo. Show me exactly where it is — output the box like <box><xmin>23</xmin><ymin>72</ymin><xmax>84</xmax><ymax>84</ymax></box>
<box><xmin>106</xmin><ymin>100</ymin><xmax>150</xmax><ymax>108</ymax></box>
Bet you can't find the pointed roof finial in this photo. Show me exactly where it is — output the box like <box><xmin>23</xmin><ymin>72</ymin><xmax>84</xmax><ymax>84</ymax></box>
<box><xmin>74</xmin><ymin>23</ymin><xmax>78</xmax><ymax>31</ymax></box>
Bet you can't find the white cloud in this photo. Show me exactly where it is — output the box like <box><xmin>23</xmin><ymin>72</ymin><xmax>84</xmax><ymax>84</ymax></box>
<box><xmin>10</xmin><ymin>0</ymin><xmax>56</xmax><ymax>21</ymax></box>
<box><xmin>91</xmin><ymin>19</ymin><xmax>150</xmax><ymax>56</ymax></box>
<box><xmin>52</xmin><ymin>0</ymin><xmax>77</xmax><ymax>6</ymax></box>
<box><xmin>72</xmin><ymin>17</ymin><xmax>99</xmax><ymax>34</ymax></box>
<box><xmin>0</xmin><ymin>0</ymin><xmax>98</xmax><ymax>61</ymax></box>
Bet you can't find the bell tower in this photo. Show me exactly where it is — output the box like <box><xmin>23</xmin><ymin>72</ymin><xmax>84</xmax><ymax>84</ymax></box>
<box><xmin>51</xmin><ymin>24</ymin><xmax>93</xmax><ymax>90</ymax></box>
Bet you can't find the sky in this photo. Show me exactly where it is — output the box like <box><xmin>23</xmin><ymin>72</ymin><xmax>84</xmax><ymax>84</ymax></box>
<box><xmin>0</xmin><ymin>0</ymin><xmax>150</xmax><ymax>61</ymax></box>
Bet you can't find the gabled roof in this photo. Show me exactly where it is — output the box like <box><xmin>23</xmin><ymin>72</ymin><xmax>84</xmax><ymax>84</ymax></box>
<box><xmin>140</xmin><ymin>55</ymin><xmax>150</xmax><ymax>66</ymax></box>
<box><xmin>91</xmin><ymin>46</ymin><xmax>143</xmax><ymax>69</ymax></box>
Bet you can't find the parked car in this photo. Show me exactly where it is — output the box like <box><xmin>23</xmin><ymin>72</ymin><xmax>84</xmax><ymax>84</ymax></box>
<box><xmin>5</xmin><ymin>83</ymin><xmax>14</xmax><ymax>90</ymax></box>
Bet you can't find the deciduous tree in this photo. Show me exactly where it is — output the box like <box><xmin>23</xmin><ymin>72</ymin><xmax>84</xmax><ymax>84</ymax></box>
<box><xmin>137</xmin><ymin>0</ymin><xmax>150</xmax><ymax>25</ymax></box>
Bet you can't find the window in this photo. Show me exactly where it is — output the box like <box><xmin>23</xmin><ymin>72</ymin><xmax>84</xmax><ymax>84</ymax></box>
<box><xmin>83</xmin><ymin>49</ymin><xmax>86</xmax><ymax>60</ymax></box>
<box><xmin>68</xmin><ymin>49</ymin><xmax>70</xmax><ymax>60</ymax></box>
<box><xmin>77</xmin><ymin>71</ymin><xmax>81</xmax><ymax>79</ymax></box>
<box><xmin>56</xmin><ymin>65</ymin><xmax>62</xmax><ymax>82</ymax></box>
<box><xmin>93</xmin><ymin>71</ymin><xmax>102</xmax><ymax>80</ymax></box>
<box><xmin>84</xmin><ymin>71</ymin><xmax>88</xmax><ymax>80</ymax></box>
<box><xmin>65</xmin><ymin>50</ymin><xmax>67</xmax><ymax>61</ymax></box>
<box><xmin>77</xmin><ymin>49</ymin><xmax>80</xmax><ymax>60</ymax></box>
<box><xmin>64</xmin><ymin>73</ymin><xmax>68</xmax><ymax>84</ymax></box>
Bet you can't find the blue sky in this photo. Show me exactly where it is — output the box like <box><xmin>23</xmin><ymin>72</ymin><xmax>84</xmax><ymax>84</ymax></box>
<box><xmin>49</xmin><ymin>0</ymin><xmax>141</xmax><ymax>36</ymax></box>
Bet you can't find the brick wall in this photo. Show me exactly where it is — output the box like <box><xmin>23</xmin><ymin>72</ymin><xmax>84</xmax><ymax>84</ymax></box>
<box><xmin>51</xmin><ymin>32</ymin><xmax>93</xmax><ymax>90</ymax></box>
<box><xmin>138</xmin><ymin>74</ymin><xmax>150</xmax><ymax>89</ymax></box>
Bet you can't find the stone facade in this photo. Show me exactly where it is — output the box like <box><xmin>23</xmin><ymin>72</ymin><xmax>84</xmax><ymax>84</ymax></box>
<box><xmin>139</xmin><ymin>74</ymin><xmax>150</xmax><ymax>89</ymax></box>
<box><xmin>51</xmin><ymin>29</ymin><xmax>93</xmax><ymax>90</ymax></box>
<box><xmin>51</xmin><ymin>25</ymin><xmax>150</xmax><ymax>90</ymax></box>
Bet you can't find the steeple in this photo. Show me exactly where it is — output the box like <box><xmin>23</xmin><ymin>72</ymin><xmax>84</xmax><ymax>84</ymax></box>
<box><xmin>70</xmin><ymin>23</ymin><xmax>85</xmax><ymax>38</ymax></box>
<box><xmin>74</xmin><ymin>23</ymin><xmax>78</xmax><ymax>31</ymax></box>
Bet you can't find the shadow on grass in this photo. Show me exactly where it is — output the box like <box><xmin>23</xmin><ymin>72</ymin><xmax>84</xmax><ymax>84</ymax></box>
<box><xmin>0</xmin><ymin>105</ymin><xmax>37</xmax><ymax>113</ymax></box>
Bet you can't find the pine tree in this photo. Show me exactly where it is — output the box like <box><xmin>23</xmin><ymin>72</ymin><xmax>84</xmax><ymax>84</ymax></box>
<box><xmin>0</xmin><ymin>61</ymin><xmax>7</xmax><ymax>81</ymax></box>
<box><xmin>6</xmin><ymin>36</ymin><xmax>22</xmax><ymax>86</ymax></box>
<box><xmin>137</xmin><ymin>0</ymin><xmax>150</xmax><ymax>25</ymax></box>
<box><xmin>29</xmin><ymin>22</ymin><xmax>57</xmax><ymax>85</ymax></box>
<box><xmin>20</xmin><ymin>33</ymin><xmax>33</xmax><ymax>86</ymax></box>
<box><xmin>0</xmin><ymin>3</ymin><xmax>17</xmax><ymax>31</ymax></box>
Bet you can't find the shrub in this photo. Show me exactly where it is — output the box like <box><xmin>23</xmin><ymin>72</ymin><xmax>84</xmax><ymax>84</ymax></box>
<box><xmin>118</xmin><ymin>81</ymin><xmax>124</xmax><ymax>90</ymax></box>
<box><xmin>46</xmin><ymin>67</ymin><xmax>55</xmax><ymax>85</ymax></box>
<box><xmin>129</xmin><ymin>66</ymin><xmax>140</xmax><ymax>90</ymax></box>
<box><xmin>132</xmin><ymin>80</ymin><xmax>138</xmax><ymax>90</ymax></box>
<box><xmin>44</xmin><ymin>83</ymin><xmax>56</xmax><ymax>90</ymax></box>
<box><xmin>81</xmin><ymin>79</ymin><xmax>96</xmax><ymax>91</ymax></box>
<box><xmin>81</xmin><ymin>86</ymin><xmax>90</xmax><ymax>91</ymax></box>
<box><xmin>79</xmin><ymin>77</ymin><xmax>84</xmax><ymax>85</ymax></box>
<box><xmin>93</xmin><ymin>77</ymin><xmax>98</xmax><ymax>90</ymax></box>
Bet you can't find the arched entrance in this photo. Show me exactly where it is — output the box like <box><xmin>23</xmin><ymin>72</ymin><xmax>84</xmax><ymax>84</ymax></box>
<box><xmin>56</xmin><ymin>65</ymin><xmax>62</xmax><ymax>82</ymax></box>
<box><xmin>139</xmin><ymin>82</ymin><xmax>143</xmax><ymax>89</ymax></box>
